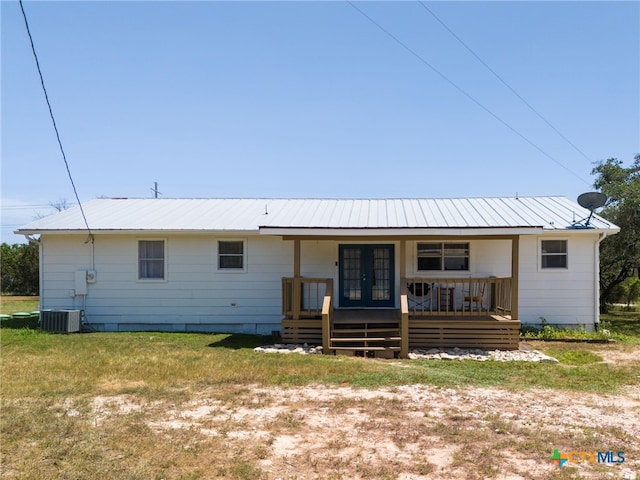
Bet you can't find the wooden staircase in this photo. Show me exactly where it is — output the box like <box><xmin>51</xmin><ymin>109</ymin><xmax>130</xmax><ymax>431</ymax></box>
<box><xmin>330</xmin><ymin>310</ymin><xmax>401</xmax><ymax>358</ymax></box>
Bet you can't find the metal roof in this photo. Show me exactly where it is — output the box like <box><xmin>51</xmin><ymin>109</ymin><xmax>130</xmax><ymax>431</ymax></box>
<box><xmin>15</xmin><ymin>196</ymin><xmax>619</xmax><ymax>236</ymax></box>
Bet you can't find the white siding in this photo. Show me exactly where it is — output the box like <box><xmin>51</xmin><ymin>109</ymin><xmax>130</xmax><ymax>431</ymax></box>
<box><xmin>472</xmin><ymin>240</ymin><xmax>511</xmax><ymax>277</ymax></box>
<box><xmin>402</xmin><ymin>237</ymin><xmax>599</xmax><ymax>328</ymax></box>
<box><xmin>406</xmin><ymin>239</ymin><xmax>511</xmax><ymax>277</ymax></box>
<box><xmin>300</xmin><ymin>240</ymin><xmax>336</xmax><ymax>279</ymax></box>
<box><xmin>41</xmin><ymin>236</ymin><xmax>93</xmax><ymax>310</ymax></box>
<box><xmin>40</xmin><ymin>231</ymin><xmax>601</xmax><ymax>333</ymax></box>
<box><xmin>518</xmin><ymin>233</ymin><xmax>598</xmax><ymax>329</ymax></box>
<box><xmin>299</xmin><ymin>240</ymin><xmax>337</xmax><ymax>310</ymax></box>
<box><xmin>41</xmin><ymin>234</ymin><xmax>293</xmax><ymax>333</ymax></box>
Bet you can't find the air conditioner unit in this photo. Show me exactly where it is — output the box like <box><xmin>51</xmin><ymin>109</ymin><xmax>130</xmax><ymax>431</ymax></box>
<box><xmin>40</xmin><ymin>310</ymin><xmax>82</xmax><ymax>333</ymax></box>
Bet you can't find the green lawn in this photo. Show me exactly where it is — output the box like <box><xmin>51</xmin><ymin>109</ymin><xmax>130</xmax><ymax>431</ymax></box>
<box><xmin>2</xmin><ymin>296</ymin><xmax>639</xmax><ymax>480</ymax></box>
<box><xmin>2</xmin><ymin>329</ymin><xmax>638</xmax><ymax>401</ymax></box>
<box><xmin>0</xmin><ymin>295</ymin><xmax>39</xmax><ymax>314</ymax></box>
<box><xmin>601</xmin><ymin>305</ymin><xmax>640</xmax><ymax>337</ymax></box>
<box><xmin>1</xmin><ymin>296</ymin><xmax>639</xmax><ymax>395</ymax></box>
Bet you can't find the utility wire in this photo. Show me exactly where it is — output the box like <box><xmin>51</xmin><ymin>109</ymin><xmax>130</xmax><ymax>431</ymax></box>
<box><xmin>18</xmin><ymin>0</ymin><xmax>94</xmax><ymax>241</ymax></box>
<box><xmin>418</xmin><ymin>1</ymin><xmax>593</xmax><ymax>164</ymax></box>
<box><xmin>346</xmin><ymin>1</ymin><xmax>591</xmax><ymax>186</ymax></box>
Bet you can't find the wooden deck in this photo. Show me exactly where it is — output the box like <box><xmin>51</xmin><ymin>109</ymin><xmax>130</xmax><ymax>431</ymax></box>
<box><xmin>281</xmin><ymin>305</ymin><xmax>520</xmax><ymax>357</ymax></box>
<box><xmin>280</xmin><ymin>280</ymin><xmax>520</xmax><ymax>356</ymax></box>
<box><xmin>281</xmin><ymin>318</ymin><xmax>322</xmax><ymax>344</ymax></box>
<box><xmin>407</xmin><ymin>315</ymin><xmax>519</xmax><ymax>350</ymax></box>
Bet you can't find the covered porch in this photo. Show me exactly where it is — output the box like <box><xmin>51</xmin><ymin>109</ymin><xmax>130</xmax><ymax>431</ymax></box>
<box><xmin>279</xmin><ymin>236</ymin><xmax>522</xmax><ymax>358</ymax></box>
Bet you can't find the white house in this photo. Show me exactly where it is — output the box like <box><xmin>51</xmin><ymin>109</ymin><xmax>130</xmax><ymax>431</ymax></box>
<box><xmin>17</xmin><ymin>196</ymin><xmax>618</xmax><ymax>356</ymax></box>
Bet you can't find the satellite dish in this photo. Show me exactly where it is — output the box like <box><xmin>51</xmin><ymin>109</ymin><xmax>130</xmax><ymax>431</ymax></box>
<box><xmin>577</xmin><ymin>192</ymin><xmax>607</xmax><ymax>211</ymax></box>
<box><xmin>572</xmin><ymin>191</ymin><xmax>607</xmax><ymax>228</ymax></box>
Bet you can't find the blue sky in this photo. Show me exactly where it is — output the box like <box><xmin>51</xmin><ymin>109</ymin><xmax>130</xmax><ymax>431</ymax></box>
<box><xmin>2</xmin><ymin>1</ymin><xmax>639</xmax><ymax>244</ymax></box>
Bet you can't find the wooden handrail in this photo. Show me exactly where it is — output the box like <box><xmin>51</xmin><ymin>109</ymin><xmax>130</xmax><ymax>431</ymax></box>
<box><xmin>400</xmin><ymin>294</ymin><xmax>409</xmax><ymax>359</ymax></box>
<box><xmin>321</xmin><ymin>295</ymin><xmax>332</xmax><ymax>354</ymax></box>
<box><xmin>402</xmin><ymin>277</ymin><xmax>512</xmax><ymax>318</ymax></box>
<box><xmin>282</xmin><ymin>277</ymin><xmax>333</xmax><ymax>319</ymax></box>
